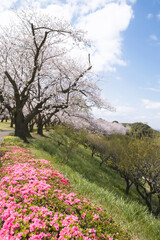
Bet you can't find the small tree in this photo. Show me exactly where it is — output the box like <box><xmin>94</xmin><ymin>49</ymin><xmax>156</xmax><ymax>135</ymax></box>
<box><xmin>99</xmin><ymin>135</ymin><xmax>133</xmax><ymax>194</ymax></box>
<box><xmin>51</xmin><ymin>125</ymin><xmax>79</xmax><ymax>163</ymax></box>
<box><xmin>104</xmin><ymin>136</ymin><xmax>160</xmax><ymax>215</ymax></box>
<box><xmin>85</xmin><ymin>133</ymin><xmax>107</xmax><ymax>158</ymax></box>
<box><xmin>128</xmin><ymin>138</ymin><xmax>160</xmax><ymax>216</ymax></box>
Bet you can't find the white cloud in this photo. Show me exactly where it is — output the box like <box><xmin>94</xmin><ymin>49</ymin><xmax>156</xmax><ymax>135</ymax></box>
<box><xmin>146</xmin><ymin>87</ymin><xmax>160</xmax><ymax>92</ymax></box>
<box><xmin>149</xmin><ymin>34</ymin><xmax>158</xmax><ymax>41</ymax></box>
<box><xmin>43</xmin><ymin>4</ymin><xmax>73</xmax><ymax>22</ymax></box>
<box><xmin>92</xmin><ymin>104</ymin><xmax>136</xmax><ymax>119</ymax></box>
<box><xmin>128</xmin><ymin>0</ymin><xmax>136</xmax><ymax>3</ymax></box>
<box><xmin>0</xmin><ymin>0</ymin><xmax>134</xmax><ymax>73</ymax></box>
<box><xmin>147</xmin><ymin>13</ymin><xmax>153</xmax><ymax>19</ymax></box>
<box><xmin>134</xmin><ymin>115</ymin><xmax>146</xmax><ymax>120</ymax></box>
<box><xmin>157</xmin><ymin>13</ymin><xmax>160</xmax><ymax>20</ymax></box>
<box><xmin>152</xmin><ymin>112</ymin><xmax>160</xmax><ymax>119</ymax></box>
<box><xmin>150</xmin><ymin>34</ymin><xmax>158</xmax><ymax>41</ymax></box>
<box><xmin>65</xmin><ymin>0</ymin><xmax>130</xmax><ymax>15</ymax></box>
<box><xmin>142</xmin><ymin>99</ymin><xmax>160</xmax><ymax>109</ymax></box>
<box><xmin>0</xmin><ymin>10</ymin><xmax>17</xmax><ymax>27</ymax></box>
<box><xmin>93</xmin><ymin>100</ymin><xmax>160</xmax><ymax>129</ymax></box>
<box><xmin>76</xmin><ymin>2</ymin><xmax>133</xmax><ymax>71</ymax></box>
<box><xmin>0</xmin><ymin>0</ymin><xmax>17</xmax><ymax>12</ymax></box>
<box><xmin>92</xmin><ymin>103</ymin><xmax>145</xmax><ymax>125</ymax></box>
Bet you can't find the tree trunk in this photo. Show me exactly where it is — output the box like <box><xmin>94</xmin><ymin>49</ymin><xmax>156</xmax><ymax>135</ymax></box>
<box><xmin>14</xmin><ymin>111</ymin><xmax>28</xmax><ymax>142</ymax></box>
<box><xmin>37</xmin><ymin>114</ymin><xmax>43</xmax><ymax>135</ymax></box>
<box><xmin>66</xmin><ymin>150</ymin><xmax>70</xmax><ymax>163</ymax></box>
<box><xmin>100</xmin><ymin>155</ymin><xmax>109</xmax><ymax>166</ymax></box>
<box><xmin>154</xmin><ymin>207</ymin><xmax>160</xmax><ymax>217</ymax></box>
<box><xmin>91</xmin><ymin>150</ymin><xmax>95</xmax><ymax>158</ymax></box>
<box><xmin>91</xmin><ymin>147</ymin><xmax>96</xmax><ymax>158</ymax></box>
<box><xmin>136</xmin><ymin>185</ymin><xmax>152</xmax><ymax>213</ymax></box>
<box><xmin>29</xmin><ymin>123</ymin><xmax>34</xmax><ymax>132</ymax></box>
<box><xmin>10</xmin><ymin>116</ymin><xmax>14</xmax><ymax>128</ymax></box>
<box><xmin>25</xmin><ymin>124</ymin><xmax>33</xmax><ymax>138</ymax></box>
<box><xmin>37</xmin><ymin>124</ymin><xmax>43</xmax><ymax>135</ymax></box>
<box><xmin>125</xmin><ymin>178</ymin><xmax>132</xmax><ymax>195</ymax></box>
<box><xmin>100</xmin><ymin>158</ymin><xmax>105</xmax><ymax>166</ymax></box>
<box><xmin>45</xmin><ymin>123</ymin><xmax>49</xmax><ymax>131</ymax></box>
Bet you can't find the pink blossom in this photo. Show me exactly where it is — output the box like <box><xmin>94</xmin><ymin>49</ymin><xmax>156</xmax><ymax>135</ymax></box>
<box><xmin>93</xmin><ymin>214</ymin><xmax>99</xmax><ymax>220</ymax></box>
<box><xmin>0</xmin><ymin>146</ymin><xmax>129</xmax><ymax>240</ymax></box>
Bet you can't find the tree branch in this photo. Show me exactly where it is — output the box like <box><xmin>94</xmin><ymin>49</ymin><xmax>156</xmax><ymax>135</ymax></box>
<box><xmin>4</xmin><ymin>71</ymin><xmax>20</xmax><ymax>104</ymax></box>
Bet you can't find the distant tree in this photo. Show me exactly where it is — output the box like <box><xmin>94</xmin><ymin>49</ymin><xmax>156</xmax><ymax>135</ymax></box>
<box><xmin>103</xmin><ymin>136</ymin><xmax>160</xmax><ymax>215</ymax></box>
<box><xmin>130</xmin><ymin>122</ymin><xmax>154</xmax><ymax>138</ymax></box>
<box><xmin>128</xmin><ymin>138</ymin><xmax>160</xmax><ymax>216</ymax></box>
<box><xmin>92</xmin><ymin>119</ymin><xmax>130</xmax><ymax>136</ymax></box>
<box><xmin>85</xmin><ymin>133</ymin><xmax>107</xmax><ymax>157</ymax></box>
<box><xmin>99</xmin><ymin>135</ymin><xmax>133</xmax><ymax>194</ymax></box>
<box><xmin>112</xmin><ymin>120</ymin><xmax>119</xmax><ymax>123</ymax></box>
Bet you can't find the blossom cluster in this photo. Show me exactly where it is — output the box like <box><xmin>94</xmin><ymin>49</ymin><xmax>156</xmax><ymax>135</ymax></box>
<box><xmin>0</xmin><ymin>146</ymin><xmax>131</xmax><ymax>240</ymax></box>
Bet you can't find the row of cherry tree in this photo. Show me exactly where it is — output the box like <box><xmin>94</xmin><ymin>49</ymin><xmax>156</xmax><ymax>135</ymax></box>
<box><xmin>0</xmin><ymin>8</ymin><xmax>112</xmax><ymax>141</ymax></box>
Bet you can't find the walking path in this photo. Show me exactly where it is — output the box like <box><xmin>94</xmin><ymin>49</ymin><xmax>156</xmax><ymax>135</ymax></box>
<box><xmin>0</xmin><ymin>130</ymin><xmax>13</xmax><ymax>145</ymax></box>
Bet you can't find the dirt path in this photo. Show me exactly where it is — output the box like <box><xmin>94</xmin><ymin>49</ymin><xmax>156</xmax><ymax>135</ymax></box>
<box><xmin>0</xmin><ymin>130</ymin><xmax>14</xmax><ymax>145</ymax></box>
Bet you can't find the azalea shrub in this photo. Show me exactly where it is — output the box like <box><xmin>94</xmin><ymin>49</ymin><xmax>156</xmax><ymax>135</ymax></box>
<box><xmin>0</xmin><ymin>146</ymin><xmax>131</xmax><ymax>240</ymax></box>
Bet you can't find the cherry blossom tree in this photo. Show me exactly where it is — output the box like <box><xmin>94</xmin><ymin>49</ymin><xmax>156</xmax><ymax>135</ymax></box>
<box><xmin>52</xmin><ymin>108</ymin><xmax>130</xmax><ymax>137</ymax></box>
<box><xmin>0</xmin><ymin>8</ymin><xmax>101</xmax><ymax>141</ymax></box>
<box><xmin>91</xmin><ymin>118</ymin><xmax>130</xmax><ymax>136</ymax></box>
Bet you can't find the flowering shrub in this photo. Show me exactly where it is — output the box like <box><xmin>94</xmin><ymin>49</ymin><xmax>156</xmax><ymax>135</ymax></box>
<box><xmin>0</xmin><ymin>146</ymin><xmax>131</xmax><ymax>239</ymax></box>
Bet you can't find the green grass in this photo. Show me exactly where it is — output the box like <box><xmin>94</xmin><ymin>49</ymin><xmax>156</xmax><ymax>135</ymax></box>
<box><xmin>1</xmin><ymin>131</ymin><xmax>160</xmax><ymax>240</ymax></box>
<box><xmin>0</xmin><ymin>121</ymin><xmax>13</xmax><ymax>131</ymax></box>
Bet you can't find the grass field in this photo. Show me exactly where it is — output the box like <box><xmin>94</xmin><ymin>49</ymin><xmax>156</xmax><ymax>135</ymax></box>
<box><xmin>0</xmin><ymin>121</ymin><xmax>13</xmax><ymax>131</ymax></box>
<box><xmin>1</xmin><ymin>125</ymin><xmax>160</xmax><ymax>240</ymax></box>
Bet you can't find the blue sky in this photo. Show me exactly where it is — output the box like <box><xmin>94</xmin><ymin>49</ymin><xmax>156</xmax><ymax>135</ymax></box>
<box><xmin>1</xmin><ymin>0</ymin><xmax>160</xmax><ymax>129</ymax></box>
<box><xmin>93</xmin><ymin>0</ymin><xmax>160</xmax><ymax>129</ymax></box>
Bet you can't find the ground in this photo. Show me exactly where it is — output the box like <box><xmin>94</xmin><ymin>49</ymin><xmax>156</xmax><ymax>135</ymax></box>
<box><xmin>0</xmin><ymin>130</ymin><xmax>13</xmax><ymax>144</ymax></box>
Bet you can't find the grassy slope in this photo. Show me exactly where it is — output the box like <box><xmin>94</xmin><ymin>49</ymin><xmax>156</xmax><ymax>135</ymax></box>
<box><xmin>1</xmin><ymin>127</ymin><xmax>160</xmax><ymax>240</ymax></box>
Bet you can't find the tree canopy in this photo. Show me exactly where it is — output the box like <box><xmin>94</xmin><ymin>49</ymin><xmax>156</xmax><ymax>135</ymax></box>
<box><xmin>0</xmin><ymin>8</ymin><xmax>111</xmax><ymax>140</ymax></box>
